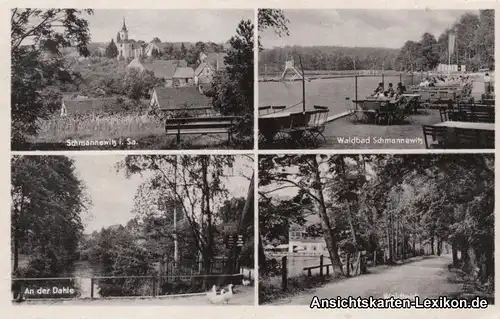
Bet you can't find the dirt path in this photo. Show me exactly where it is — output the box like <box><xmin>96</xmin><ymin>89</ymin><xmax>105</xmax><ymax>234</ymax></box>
<box><xmin>270</xmin><ymin>255</ymin><xmax>462</xmax><ymax>305</ymax></box>
<box><xmin>17</xmin><ymin>286</ymin><xmax>255</xmax><ymax>306</ymax></box>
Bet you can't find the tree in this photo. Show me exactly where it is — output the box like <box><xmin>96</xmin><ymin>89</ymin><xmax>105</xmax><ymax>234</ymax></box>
<box><xmin>419</xmin><ymin>33</ymin><xmax>439</xmax><ymax>71</ymax></box>
<box><xmin>258</xmin><ymin>9</ymin><xmax>290</xmax><ymax>51</ymax></box>
<box><xmin>118</xmin><ymin>155</ymin><xmax>244</xmax><ymax>288</ymax></box>
<box><xmin>11</xmin><ymin>156</ymin><xmax>90</xmax><ymax>277</ymax></box>
<box><xmin>105</xmin><ymin>38</ymin><xmax>118</xmax><ymax>59</ymax></box>
<box><xmin>151</xmin><ymin>37</ymin><xmax>161</xmax><ymax>44</ymax></box>
<box><xmin>11</xmin><ymin>9</ymin><xmax>93</xmax><ymax>147</ymax></box>
<box><xmin>207</xmin><ymin>20</ymin><xmax>254</xmax><ymax>146</ymax></box>
<box><xmin>180</xmin><ymin>42</ymin><xmax>187</xmax><ymax>57</ymax></box>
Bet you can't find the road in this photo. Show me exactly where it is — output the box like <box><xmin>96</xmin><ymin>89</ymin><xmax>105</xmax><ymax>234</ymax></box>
<box><xmin>271</xmin><ymin>255</ymin><xmax>463</xmax><ymax>305</ymax></box>
<box><xmin>16</xmin><ymin>286</ymin><xmax>255</xmax><ymax>306</ymax></box>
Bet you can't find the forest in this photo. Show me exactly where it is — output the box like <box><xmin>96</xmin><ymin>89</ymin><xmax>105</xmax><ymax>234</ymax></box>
<box><xmin>258</xmin><ymin>10</ymin><xmax>494</xmax><ymax>73</ymax></box>
<box><xmin>11</xmin><ymin>155</ymin><xmax>254</xmax><ymax>298</ymax></box>
<box><xmin>259</xmin><ymin>154</ymin><xmax>494</xmax><ymax>300</ymax></box>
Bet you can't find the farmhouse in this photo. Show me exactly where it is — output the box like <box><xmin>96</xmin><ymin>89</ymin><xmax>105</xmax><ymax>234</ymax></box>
<box><xmin>128</xmin><ymin>59</ymin><xmax>190</xmax><ymax>87</ymax></box>
<box><xmin>173</xmin><ymin>67</ymin><xmax>195</xmax><ymax>87</ymax></box>
<box><xmin>194</xmin><ymin>52</ymin><xmax>227</xmax><ymax>87</ymax></box>
<box><xmin>149</xmin><ymin>86</ymin><xmax>211</xmax><ymax>110</ymax></box>
<box><xmin>60</xmin><ymin>98</ymin><xmax>124</xmax><ymax>117</ymax></box>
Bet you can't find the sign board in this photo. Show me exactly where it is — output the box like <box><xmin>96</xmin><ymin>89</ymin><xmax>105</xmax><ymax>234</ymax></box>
<box><xmin>219</xmin><ymin>222</ymin><xmax>238</xmax><ymax>235</ymax></box>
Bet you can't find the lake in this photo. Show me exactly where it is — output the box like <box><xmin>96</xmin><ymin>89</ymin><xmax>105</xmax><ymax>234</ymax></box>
<box><xmin>259</xmin><ymin>74</ymin><xmax>423</xmax><ymax>115</ymax></box>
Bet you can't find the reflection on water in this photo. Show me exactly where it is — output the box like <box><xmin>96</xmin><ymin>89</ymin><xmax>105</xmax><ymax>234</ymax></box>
<box><xmin>258</xmin><ymin>75</ymin><xmax>423</xmax><ymax>115</ymax></box>
<box><xmin>62</xmin><ymin>260</ymin><xmax>101</xmax><ymax>298</ymax></box>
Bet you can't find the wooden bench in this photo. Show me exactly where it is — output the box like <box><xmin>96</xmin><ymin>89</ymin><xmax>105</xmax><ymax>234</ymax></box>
<box><xmin>165</xmin><ymin>116</ymin><xmax>241</xmax><ymax>146</ymax></box>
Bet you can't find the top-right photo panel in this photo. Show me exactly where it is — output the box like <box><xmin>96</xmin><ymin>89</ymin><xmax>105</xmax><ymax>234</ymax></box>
<box><xmin>258</xmin><ymin>9</ymin><xmax>495</xmax><ymax>150</ymax></box>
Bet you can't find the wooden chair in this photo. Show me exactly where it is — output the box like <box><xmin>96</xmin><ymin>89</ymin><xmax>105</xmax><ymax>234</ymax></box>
<box><xmin>345</xmin><ymin>97</ymin><xmax>359</xmax><ymax>123</ymax></box>
<box><xmin>422</xmin><ymin>125</ymin><xmax>448</xmax><ymax>149</ymax></box>
<box><xmin>306</xmin><ymin>108</ymin><xmax>330</xmax><ymax>146</ymax></box>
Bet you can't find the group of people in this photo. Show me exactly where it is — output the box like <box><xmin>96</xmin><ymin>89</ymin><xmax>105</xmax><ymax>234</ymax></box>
<box><xmin>418</xmin><ymin>75</ymin><xmax>470</xmax><ymax>87</ymax></box>
<box><xmin>371</xmin><ymin>82</ymin><xmax>407</xmax><ymax>102</ymax></box>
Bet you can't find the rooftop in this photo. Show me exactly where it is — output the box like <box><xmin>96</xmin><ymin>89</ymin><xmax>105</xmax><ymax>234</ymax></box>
<box><xmin>173</xmin><ymin>66</ymin><xmax>195</xmax><ymax>79</ymax></box>
<box><xmin>153</xmin><ymin>86</ymin><xmax>212</xmax><ymax>109</ymax></box>
<box><xmin>62</xmin><ymin>97</ymin><xmax>126</xmax><ymax>115</ymax></box>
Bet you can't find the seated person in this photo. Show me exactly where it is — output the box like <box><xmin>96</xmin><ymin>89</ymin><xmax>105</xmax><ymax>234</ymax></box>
<box><xmin>419</xmin><ymin>78</ymin><xmax>430</xmax><ymax>87</ymax></box>
<box><xmin>397</xmin><ymin>82</ymin><xmax>406</xmax><ymax>93</ymax></box>
<box><xmin>376</xmin><ymin>91</ymin><xmax>390</xmax><ymax>101</ymax></box>
<box><xmin>387</xmin><ymin>83</ymin><xmax>395</xmax><ymax>97</ymax></box>
<box><xmin>372</xmin><ymin>82</ymin><xmax>384</xmax><ymax>96</ymax></box>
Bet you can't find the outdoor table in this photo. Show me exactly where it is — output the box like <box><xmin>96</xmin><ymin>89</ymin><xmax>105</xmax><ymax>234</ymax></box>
<box><xmin>430</xmin><ymin>121</ymin><xmax>494</xmax><ymax>148</ymax></box>
<box><xmin>433</xmin><ymin>121</ymin><xmax>495</xmax><ymax>131</ymax></box>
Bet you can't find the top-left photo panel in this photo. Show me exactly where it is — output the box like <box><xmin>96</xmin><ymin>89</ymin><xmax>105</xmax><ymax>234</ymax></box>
<box><xmin>11</xmin><ymin>8</ymin><xmax>255</xmax><ymax>151</ymax></box>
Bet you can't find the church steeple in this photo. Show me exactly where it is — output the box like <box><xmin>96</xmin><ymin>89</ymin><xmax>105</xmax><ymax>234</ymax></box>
<box><xmin>122</xmin><ymin>17</ymin><xmax>127</xmax><ymax>31</ymax></box>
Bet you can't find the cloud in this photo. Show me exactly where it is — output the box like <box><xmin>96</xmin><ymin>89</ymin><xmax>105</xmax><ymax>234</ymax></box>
<box><xmin>260</xmin><ymin>9</ymin><xmax>478</xmax><ymax>49</ymax></box>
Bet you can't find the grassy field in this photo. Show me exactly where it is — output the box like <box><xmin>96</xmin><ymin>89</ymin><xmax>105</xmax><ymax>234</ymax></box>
<box><xmin>15</xmin><ymin>113</ymin><xmax>249</xmax><ymax>150</ymax></box>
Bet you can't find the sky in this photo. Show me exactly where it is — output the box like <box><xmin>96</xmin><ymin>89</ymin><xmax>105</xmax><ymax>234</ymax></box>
<box><xmin>86</xmin><ymin>9</ymin><xmax>254</xmax><ymax>43</ymax></box>
<box><xmin>260</xmin><ymin>9</ymin><xmax>478</xmax><ymax>49</ymax></box>
<box><xmin>72</xmin><ymin>155</ymin><xmax>253</xmax><ymax>234</ymax></box>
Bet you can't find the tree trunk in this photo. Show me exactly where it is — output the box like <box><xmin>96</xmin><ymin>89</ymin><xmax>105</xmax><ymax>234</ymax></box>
<box><xmin>311</xmin><ymin>156</ymin><xmax>344</xmax><ymax>276</ymax></box>
<box><xmin>386</xmin><ymin>211</ymin><xmax>394</xmax><ymax>264</ymax></box>
<box><xmin>226</xmin><ymin>172</ymin><xmax>254</xmax><ymax>275</ymax></box>
<box><xmin>258</xmin><ymin>235</ymin><xmax>266</xmax><ymax>274</ymax></box>
<box><xmin>430</xmin><ymin>234</ymin><xmax>435</xmax><ymax>255</ymax></box>
<box><xmin>437</xmin><ymin>238</ymin><xmax>442</xmax><ymax>256</ymax></box>
<box><xmin>452</xmin><ymin>241</ymin><xmax>459</xmax><ymax>266</ymax></box>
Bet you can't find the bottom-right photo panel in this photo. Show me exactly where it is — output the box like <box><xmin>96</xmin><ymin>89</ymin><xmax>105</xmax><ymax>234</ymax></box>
<box><xmin>258</xmin><ymin>154</ymin><xmax>494</xmax><ymax>307</ymax></box>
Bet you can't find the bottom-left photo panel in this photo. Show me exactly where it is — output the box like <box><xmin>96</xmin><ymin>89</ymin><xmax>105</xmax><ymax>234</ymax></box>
<box><xmin>11</xmin><ymin>154</ymin><xmax>255</xmax><ymax>305</ymax></box>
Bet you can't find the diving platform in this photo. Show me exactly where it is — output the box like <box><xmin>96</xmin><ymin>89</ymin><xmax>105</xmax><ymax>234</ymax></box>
<box><xmin>280</xmin><ymin>60</ymin><xmax>309</xmax><ymax>82</ymax></box>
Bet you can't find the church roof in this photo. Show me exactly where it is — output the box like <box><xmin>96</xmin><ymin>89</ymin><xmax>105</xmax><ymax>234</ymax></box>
<box><xmin>173</xmin><ymin>67</ymin><xmax>194</xmax><ymax>79</ymax></box>
<box><xmin>152</xmin><ymin>86</ymin><xmax>211</xmax><ymax>109</ymax></box>
<box><xmin>121</xmin><ymin>18</ymin><xmax>128</xmax><ymax>31</ymax></box>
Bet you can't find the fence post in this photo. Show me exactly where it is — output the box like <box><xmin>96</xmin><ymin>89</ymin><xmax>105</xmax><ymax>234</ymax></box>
<box><xmin>90</xmin><ymin>278</ymin><xmax>94</xmax><ymax>299</ymax></box>
<box><xmin>281</xmin><ymin>256</ymin><xmax>288</xmax><ymax>291</ymax></box>
<box><xmin>152</xmin><ymin>276</ymin><xmax>156</xmax><ymax>297</ymax></box>
<box><xmin>355</xmin><ymin>76</ymin><xmax>358</xmax><ymax>101</ymax></box>
<box><xmin>319</xmin><ymin>255</ymin><xmax>324</xmax><ymax>277</ymax></box>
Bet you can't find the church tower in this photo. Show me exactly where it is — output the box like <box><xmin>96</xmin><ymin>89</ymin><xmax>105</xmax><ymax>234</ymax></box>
<box><xmin>117</xmin><ymin>18</ymin><xmax>132</xmax><ymax>60</ymax></box>
<box><xmin>119</xmin><ymin>18</ymin><xmax>128</xmax><ymax>42</ymax></box>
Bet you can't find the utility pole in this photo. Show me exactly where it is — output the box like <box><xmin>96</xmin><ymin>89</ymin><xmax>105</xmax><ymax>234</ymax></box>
<box><xmin>173</xmin><ymin>156</ymin><xmax>179</xmax><ymax>268</ymax></box>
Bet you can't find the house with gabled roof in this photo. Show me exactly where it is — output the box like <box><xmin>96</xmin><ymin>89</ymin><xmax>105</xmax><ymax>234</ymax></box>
<box><xmin>149</xmin><ymin>86</ymin><xmax>211</xmax><ymax>111</ymax></box>
<box><xmin>173</xmin><ymin>67</ymin><xmax>195</xmax><ymax>87</ymax></box>
<box><xmin>129</xmin><ymin>59</ymin><xmax>190</xmax><ymax>87</ymax></box>
<box><xmin>194</xmin><ymin>52</ymin><xmax>227</xmax><ymax>87</ymax></box>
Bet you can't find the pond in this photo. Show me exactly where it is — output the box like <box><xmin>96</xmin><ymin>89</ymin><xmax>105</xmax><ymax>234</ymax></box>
<box><xmin>258</xmin><ymin>75</ymin><xmax>423</xmax><ymax>116</ymax></box>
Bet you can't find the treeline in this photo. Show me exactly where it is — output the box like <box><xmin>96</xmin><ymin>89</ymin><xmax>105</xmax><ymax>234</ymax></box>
<box><xmin>61</xmin><ymin>58</ymin><xmax>162</xmax><ymax>102</ymax></box>
<box><xmin>259</xmin><ymin>155</ymin><xmax>494</xmax><ymax>292</ymax></box>
<box><xmin>259</xmin><ymin>46</ymin><xmax>399</xmax><ymax>73</ymax></box>
<box><xmin>100</xmin><ymin>39</ymin><xmax>227</xmax><ymax>67</ymax></box>
<box><xmin>259</xmin><ymin>10</ymin><xmax>494</xmax><ymax>73</ymax></box>
<box><xmin>397</xmin><ymin>10</ymin><xmax>494</xmax><ymax>71</ymax></box>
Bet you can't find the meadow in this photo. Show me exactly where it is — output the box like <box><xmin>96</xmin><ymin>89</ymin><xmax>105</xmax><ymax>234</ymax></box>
<box><xmin>27</xmin><ymin>112</ymin><xmax>231</xmax><ymax>150</ymax></box>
